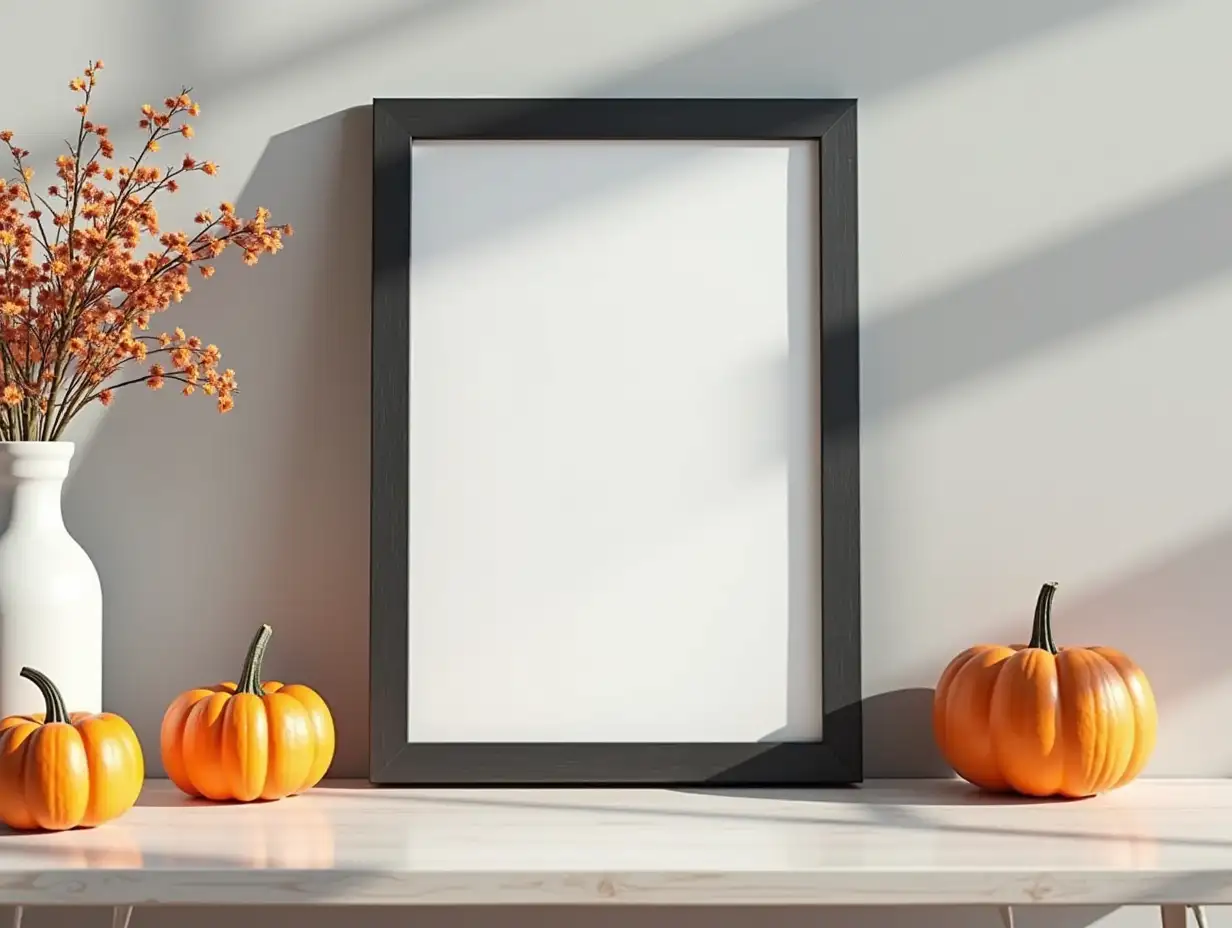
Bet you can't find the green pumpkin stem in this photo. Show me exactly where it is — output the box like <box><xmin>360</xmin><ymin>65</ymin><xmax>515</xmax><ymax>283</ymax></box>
<box><xmin>236</xmin><ymin>624</ymin><xmax>274</xmax><ymax>696</ymax></box>
<box><xmin>1027</xmin><ymin>582</ymin><xmax>1060</xmax><ymax>654</ymax></box>
<box><xmin>19</xmin><ymin>666</ymin><xmax>70</xmax><ymax>724</ymax></box>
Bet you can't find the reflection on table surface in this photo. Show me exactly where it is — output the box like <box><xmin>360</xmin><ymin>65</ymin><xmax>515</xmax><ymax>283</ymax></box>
<box><xmin>1</xmin><ymin>777</ymin><xmax>1225</xmax><ymax>874</ymax></box>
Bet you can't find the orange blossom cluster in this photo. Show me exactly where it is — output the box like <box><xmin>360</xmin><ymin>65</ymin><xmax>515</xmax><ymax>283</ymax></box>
<box><xmin>0</xmin><ymin>60</ymin><xmax>292</xmax><ymax>440</ymax></box>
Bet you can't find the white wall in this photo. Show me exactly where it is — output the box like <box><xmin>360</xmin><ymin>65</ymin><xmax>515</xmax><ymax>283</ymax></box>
<box><xmin>4</xmin><ymin>0</ymin><xmax>1232</xmax><ymax>926</ymax></box>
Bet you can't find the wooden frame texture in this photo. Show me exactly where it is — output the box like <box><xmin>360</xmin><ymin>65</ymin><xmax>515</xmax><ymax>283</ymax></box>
<box><xmin>371</xmin><ymin>98</ymin><xmax>862</xmax><ymax>786</ymax></box>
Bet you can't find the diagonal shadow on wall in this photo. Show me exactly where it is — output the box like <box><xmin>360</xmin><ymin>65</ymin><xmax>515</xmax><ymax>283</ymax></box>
<box><xmin>599</xmin><ymin>0</ymin><xmax>1138</xmax><ymax>98</ymax></box>
<box><xmin>850</xmin><ymin>167</ymin><xmax>1232</xmax><ymax>432</ymax></box>
<box><xmin>27</xmin><ymin>0</ymin><xmax>1135</xmax><ymax>165</ymax></box>
<box><xmin>192</xmin><ymin>0</ymin><xmax>1136</xmax><ymax>107</ymax></box>
<box><xmin>340</xmin><ymin>0</ymin><xmax>1145</xmax><ymax>279</ymax></box>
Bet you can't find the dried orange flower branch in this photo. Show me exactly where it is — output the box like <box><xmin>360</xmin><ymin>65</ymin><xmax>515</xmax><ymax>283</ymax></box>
<box><xmin>0</xmin><ymin>60</ymin><xmax>291</xmax><ymax>441</ymax></box>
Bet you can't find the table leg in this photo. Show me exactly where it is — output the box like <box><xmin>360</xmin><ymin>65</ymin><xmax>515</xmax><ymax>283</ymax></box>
<box><xmin>8</xmin><ymin>906</ymin><xmax>130</xmax><ymax>928</ymax></box>
<box><xmin>1191</xmin><ymin>906</ymin><xmax>1210</xmax><ymax>928</ymax></box>
<box><xmin>999</xmin><ymin>905</ymin><xmax>1014</xmax><ymax>928</ymax></box>
<box><xmin>1162</xmin><ymin>905</ymin><xmax>1190</xmax><ymax>927</ymax></box>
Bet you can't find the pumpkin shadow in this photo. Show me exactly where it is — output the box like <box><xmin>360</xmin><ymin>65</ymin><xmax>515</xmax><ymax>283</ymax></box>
<box><xmin>0</xmin><ymin>825</ymin><xmax>124</xmax><ymax>837</ymax></box>
<box><xmin>0</xmin><ymin>826</ymin><xmax>48</xmax><ymax>837</ymax></box>
<box><xmin>688</xmin><ymin>780</ymin><xmax>1088</xmax><ymax>807</ymax></box>
<box><xmin>0</xmin><ymin>791</ymin><xmax>319</xmax><ymax>831</ymax></box>
<box><xmin>132</xmin><ymin>791</ymin><xmax>315</xmax><ymax>808</ymax></box>
<box><xmin>0</xmin><ymin>823</ymin><xmax>116</xmax><ymax>836</ymax></box>
<box><xmin>733</xmin><ymin>689</ymin><xmax>1116</xmax><ymax>806</ymax></box>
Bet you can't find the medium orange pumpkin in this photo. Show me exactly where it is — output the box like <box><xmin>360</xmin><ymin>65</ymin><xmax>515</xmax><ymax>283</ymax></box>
<box><xmin>0</xmin><ymin>667</ymin><xmax>144</xmax><ymax>831</ymax></box>
<box><xmin>160</xmin><ymin>624</ymin><xmax>335</xmax><ymax>801</ymax></box>
<box><xmin>933</xmin><ymin>582</ymin><xmax>1157</xmax><ymax>798</ymax></box>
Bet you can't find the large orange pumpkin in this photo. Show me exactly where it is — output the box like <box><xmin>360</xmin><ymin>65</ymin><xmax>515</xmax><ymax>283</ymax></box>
<box><xmin>0</xmin><ymin>667</ymin><xmax>144</xmax><ymax>831</ymax></box>
<box><xmin>160</xmin><ymin>624</ymin><xmax>335</xmax><ymax>802</ymax></box>
<box><xmin>932</xmin><ymin>582</ymin><xmax>1157</xmax><ymax>798</ymax></box>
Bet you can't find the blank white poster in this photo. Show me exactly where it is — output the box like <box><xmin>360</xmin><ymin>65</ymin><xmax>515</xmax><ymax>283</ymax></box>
<box><xmin>406</xmin><ymin>140</ymin><xmax>821</xmax><ymax>742</ymax></box>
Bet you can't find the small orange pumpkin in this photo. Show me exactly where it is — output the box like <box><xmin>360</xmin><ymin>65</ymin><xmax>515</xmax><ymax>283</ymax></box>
<box><xmin>160</xmin><ymin>624</ymin><xmax>335</xmax><ymax>801</ymax></box>
<box><xmin>0</xmin><ymin>667</ymin><xmax>144</xmax><ymax>831</ymax></box>
<box><xmin>933</xmin><ymin>582</ymin><xmax>1157</xmax><ymax>798</ymax></box>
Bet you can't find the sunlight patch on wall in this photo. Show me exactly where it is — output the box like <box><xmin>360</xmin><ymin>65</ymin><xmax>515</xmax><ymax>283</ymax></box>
<box><xmin>861</xmin><ymin>0</ymin><xmax>1232</xmax><ymax>316</ymax></box>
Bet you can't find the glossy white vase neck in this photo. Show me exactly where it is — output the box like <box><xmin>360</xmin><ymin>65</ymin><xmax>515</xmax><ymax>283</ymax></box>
<box><xmin>0</xmin><ymin>440</ymin><xmax>103</xmax><ymax>716</ymax></box>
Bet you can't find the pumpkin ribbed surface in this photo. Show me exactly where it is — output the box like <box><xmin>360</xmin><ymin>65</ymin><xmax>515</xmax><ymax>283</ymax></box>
<box><xmin>932</xmin><ymin>583</ymin><xmax>1157</xmax><ymax>798</ymax></box>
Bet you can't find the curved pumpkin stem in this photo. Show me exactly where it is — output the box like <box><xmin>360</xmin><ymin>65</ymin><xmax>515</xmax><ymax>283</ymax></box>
<box><xmin>19</xmin><ymin>667</ymin><xmax>70</xmax><ymax>724</ymax></box>
<box><xmin>1027</xmin><ymin>582</ymin><xmax>1060</xmax><ymax>654</ymax></box>
<box><xmin>236</xmin><ymin>624</ymin><xmax>274</xmax><ymax>696</ymax></box>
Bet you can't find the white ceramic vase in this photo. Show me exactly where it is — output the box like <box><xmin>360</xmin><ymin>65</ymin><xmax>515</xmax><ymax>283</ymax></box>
<box><xmin>0</xmin><ymin>441</ymin><xmax>102</xmax><ymax>717</ymax></box>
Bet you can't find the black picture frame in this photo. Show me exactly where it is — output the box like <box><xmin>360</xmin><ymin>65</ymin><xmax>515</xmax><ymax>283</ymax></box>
<box><xmin>370</xmin><ymin>98</ymin><xmax>862</xmax><ymax>786</ymax></box>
